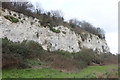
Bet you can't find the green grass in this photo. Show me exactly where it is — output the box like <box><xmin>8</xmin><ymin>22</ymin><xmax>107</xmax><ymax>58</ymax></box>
<box><xmin>2</xmin><ymin>65</ymin><xmax>118</xmax><ymax>78</ymax></box>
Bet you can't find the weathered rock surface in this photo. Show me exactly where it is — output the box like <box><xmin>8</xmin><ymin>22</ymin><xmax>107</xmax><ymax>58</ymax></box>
<box><xmin>0</xmin><ymin>9</ymin><xmax>110</xmax><ymax>53</ymax></box>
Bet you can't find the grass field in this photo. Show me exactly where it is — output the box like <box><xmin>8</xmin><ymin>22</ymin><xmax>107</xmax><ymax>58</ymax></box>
<box><xmin>2</xmin><ymin>65</ymin><xmax>118</xmax><ymax>78</ymax></box>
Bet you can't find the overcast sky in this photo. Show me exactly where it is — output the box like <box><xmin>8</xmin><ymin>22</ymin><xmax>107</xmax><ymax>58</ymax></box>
<box><xmin>29</xmin><ymin>0</ymin><xmax>118</xmax><ymax>54</ymax></box>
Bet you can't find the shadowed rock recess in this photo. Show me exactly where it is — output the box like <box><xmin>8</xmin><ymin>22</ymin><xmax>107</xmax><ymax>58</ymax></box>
<box><xmin>0</xmin><ymin>8</ymin><xmax>110</xmax><ymax>53</ymax></box>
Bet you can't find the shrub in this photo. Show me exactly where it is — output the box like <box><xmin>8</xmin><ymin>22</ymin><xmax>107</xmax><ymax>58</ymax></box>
<box><xmin>2</xmin><ymin>38</ymin><xmax>60</xmax><ymax>69</ymax></box>
<box><xmin>99</xmin><ymin>52</ymin><xmax>118</xmax><ymax>65</ymax></box>
<box><xmin>2</xmin><ymin>38</ymin><xmax>30</xmax><ymax>69</ymax></box>
<box><xmin>2</xmin><ymin>53</ymin><xmax>29</xmax><ymax>69</ymax></box>
<box><xmin>4</xmin><ymin>15</ymin><xmax>19</xmax><ymax>23</ymax></box>
<box><xmin>52</xmin><ymin>50</ymin><xmax>73</xmax><ymax>58</ymax></box>
<box><xmin>25</xmin><ymin>40</ymin><xmax>44</xmax><ymax>53</ymax></box>
<box><xmin>2</xmin><ymin>38</ymin><xmax>29</xmax><ymax>58</ymax></box>
<box><xmin>2</xmin><ymin>37</ymin><xmax>116</xmax><ymax>69</ymax></box>
<box><xmin>74</xmin><ymin>49</ymin><xmax>102</xmax><ymax>65</ymax></box>
<box><xmin>2</xmin><ymin>37</ymin><xmax>45</xmax><ymax>68</ymax></box>
<box><xmin>52</xmin><ymin>49</ymin><xmax>102</xmax><ymax>68</ymax></box>
<box><xmin>2</xmin><ymin>37</ymin><xmax>44</xmax><ymax>58</ymax></box>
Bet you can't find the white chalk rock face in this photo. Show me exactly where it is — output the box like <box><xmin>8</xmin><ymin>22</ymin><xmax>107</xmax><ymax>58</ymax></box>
<box><xmin>0</xmin><ymin>9</ymin><xmax>110</xmax><ymax>53</ymax></box>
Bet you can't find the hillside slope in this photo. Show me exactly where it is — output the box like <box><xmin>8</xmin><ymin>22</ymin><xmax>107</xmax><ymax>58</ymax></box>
<box><xmin>0</xmin><ymin>8</ymin><xmax>110</xmax><ymax>53</ymax></box>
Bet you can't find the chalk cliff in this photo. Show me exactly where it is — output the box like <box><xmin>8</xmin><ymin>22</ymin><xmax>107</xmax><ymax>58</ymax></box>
<box><xmin>0</xmin><ymin>8</ymin><xmax>110</xmax><ymax>53</ymax></box>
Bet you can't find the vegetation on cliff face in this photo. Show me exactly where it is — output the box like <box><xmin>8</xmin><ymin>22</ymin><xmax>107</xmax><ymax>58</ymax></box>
<box><xmin>4</xmin><ymin>15</ymin><xmax>19</xmax><ymax>23</ymax></box>
<box><xmin>49</xmin><ymin>26</ymin><xmax>61</xmax><ymax>33</ymax></box>
<box><xmin>2</xmin><ymin>2</ymin><xmax>105</xmax><ymax>39</ymax></box>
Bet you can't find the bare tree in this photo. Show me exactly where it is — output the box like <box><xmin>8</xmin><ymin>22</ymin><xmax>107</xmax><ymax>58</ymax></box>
<box><xmin>81</xmin><ymin>21</ymin><xmax>97</xmax><ymax>34</ymax></box>
<box><xmin>13</xmin><ymin>2</ymin><xmax>33</xmax><ymax>13</ymax></box>
<box><xmin>96</xmin><ymin>27</ymin><xmax>105</xmax><ymax>39</ymax></box>
<box><xmin>69</xmin><ymin>18</ymin><xmax>81</xmax><ymax>27</ymax></box>
<box><xmin>2</xmin><ymin>2</ymin><xmax>33</xmax><ymax>16</ymax></box>
<box><xmin>50</xmin><ymin>10</ymin><xmax>63</xmax><ymax>18</ymax></box>
<box><xmin>49</xmin><ymin>10</ymin><xmax>64</xmax><ymax>26</ymax></box>
<box><xmin>34</xmin><ymin>2</ymin><xmax>43</xmax><ymax>14</ymax></box>
<box><xmin>2</xmin><ymin>2</ymin><xmax>14</xmax><ymax>10</ymax></box>
<box><xmin>80</xmin><ymin>21</ymin><xmax>105</xmax><ymax>39</ymax></box>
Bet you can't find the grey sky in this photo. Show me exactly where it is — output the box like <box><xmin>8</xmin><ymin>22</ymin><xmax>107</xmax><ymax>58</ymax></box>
<box><xmin>29</xmin><ymin>0</ymin><xmax>118</xmax><ymax>54</ymax></box>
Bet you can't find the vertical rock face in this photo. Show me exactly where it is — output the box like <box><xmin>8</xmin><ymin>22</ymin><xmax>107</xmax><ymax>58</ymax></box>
<box><xmin>0</xmin><ymin>9</ymin><xmax>110</xmax><ymax>53</ymax></box>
